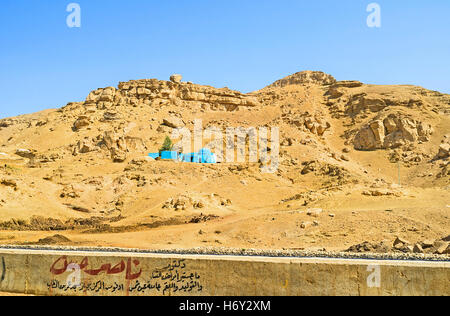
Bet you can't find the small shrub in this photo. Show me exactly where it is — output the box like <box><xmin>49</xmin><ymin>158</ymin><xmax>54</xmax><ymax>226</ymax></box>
<box><xmin>159</xmin><ymin>136</ymin><xmax>173</xmax><ymax>153</ymax></box>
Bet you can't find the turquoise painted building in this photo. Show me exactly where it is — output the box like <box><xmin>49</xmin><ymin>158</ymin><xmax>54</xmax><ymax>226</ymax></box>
<box><xmin>148</xmin><ymin>148</ymin><xmax>217</xmax><ymax>164</ymax></box>
<box><xmin>160</xmin><ymin>151</ymin><xmax>178</xmax><ymax>160</ymax></box>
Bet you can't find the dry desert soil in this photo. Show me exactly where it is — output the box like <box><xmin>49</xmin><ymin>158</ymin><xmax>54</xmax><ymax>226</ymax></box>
<box><xmin>0</xmin><ymin>71</ymin><xmax>449</xmax><ymax>257</ymax></box>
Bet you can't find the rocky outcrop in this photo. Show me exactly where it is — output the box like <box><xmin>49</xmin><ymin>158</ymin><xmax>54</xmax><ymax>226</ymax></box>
<box><xmin>73</xmin><ymin>137</ymin><xmax>97</xmax><ymax>155</ymax></box>
<box><xmin>0</xmin><ymin>119</ymin><xmax>13</xmax><ymax>128</ymax></box>
<box><xmin>162</xmin><ymin>193</ymin><xmax>232</xmax><ymax>211</ymax></box>
<box><xmin>332</xmin><ymin>81</ymin><xmax>364</xmax><ymax>89</ymax></box>
<box><xmin>438</xmin><ymin>144</ymin><xmax>450</xmax><ymax>159</ymax></box>
<box><xmin>353</xmin><ymin>112</ymin><xmax>433</xmax><ymax>151</ymax></box>
<box><xmin>162</xmin><ymin>117</ymin><xmax>185</xmax><ymax>129</ymax></box>
<box><xmin>73</xmin><ymin>116</ymin><xmax>91</xmax><ymax>130</ymax></box>
<box><xmin>79</xmin><ymin>77</ymin><xmax>259</xmax><ymax>112</ymax></box>
<box><xmin>346</xmin><ymin>236</ymin><xmax>450</xmax><ymax>255</ymax></box>
<box><xmin>86</xmin><ymin>87</ymin><xmax>119</xmax><ymax>104</ymax></box>
<box><xmin>437</xmin><ymin>138</ymin><xmax>450</xmax><ymax>159</ymax></box>
<box><xmin>98</xmin><ymin>131</ymin><xmax>147</xmax><ymax>162</ymax></box>
<box><xmin>170</xmin><ymin>74</ymin><xmax>183</xmax><ymax>83</ymax></box>
<box><xmin>125</xmin><ymin>136</ymin><xmax>147</xmax><ymax>152</ymax></box>
<box><xmin>362</xmin><ymin>189</ymin><xmax>404</xmax><ymax>197</ymax></box>
<box><xmin>102</xmin><ymin>131</ymin><xmax>128</xmax><ymax>163</ymax></box>
<box><xmin>15</xmin><ymin>149</ymin><xmax>36</xmax><ymax>159</ymax></box>
<box><xmin>283</xmin><ymin>112</ymin><xmax>331</xmax><ymax>136</ymax></box>
<box><xmin>437</xmin><ymin>162</ymin><xmax>450</xmax><ymax>179</ymax></box>
<box><xmin>267</xmin><ymin>71</ymin><xmax>336</xmax><ymax>88</ymax></box>
<box><xmin>345</xmin><ymin>94</ymin><xmax>428</xmax><ymax>117</ymax></box>
<box><xmin>304</xmin><ymin>117</ymin><xmax>331</xmax><ymax>136</ymax></box>
<box><xmin>0</xmin><ymin>178</ymin><xmax>18</xmax><ymax>190</ymax></box>
<box><xmin>327</xmin><ymin>81</ymin><xmax>364</xmax><ymax>98</ymax></box>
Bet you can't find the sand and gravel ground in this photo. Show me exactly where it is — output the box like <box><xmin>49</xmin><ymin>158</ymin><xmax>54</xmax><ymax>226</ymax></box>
<box><xmin>0</xmin><ymin>71</ymin><xmax>448</xmax><ymax>258</ymax></box>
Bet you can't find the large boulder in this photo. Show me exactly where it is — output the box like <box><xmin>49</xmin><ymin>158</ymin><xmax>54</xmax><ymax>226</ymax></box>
<box><xmin>15</xmin><ymin>149</ymin><xmax>36</xmax><ymax>159</ymax></box>
<box><xmin>103</xmin><ymin>131</ymin><xmax>128</xmax><ymax>163</ymax></box>
<box><xmin>170</xmin><ymin>74</ymin><xmax>183</xmax><ymax>84</ymax></box>
<box><xmin>125</xmin><ymin>136</ymin><xmax>147</xmax><ymax>152</ymax></box>
<box><xmin>0</xmin><ymin>119</ymin><xmax>13</xmax><ymax>128</ymax></box>
<box><xmin>73</xmin><ymin>116</ymin><xmax>91</xmax><ymax>130</ymax></box>
<box><xmin>304</xmin><ymin>117</ymin><xmax>331</xmax><ymax>136</ymax></box>
<box><xmin>73</xmin><ymin>138</ymin><xmax>97</xmax><ymax>155</ymax></box>
<box><xmin>437</xmin><ymin>143</ymin><xmax>450</xmax><ymax>159</ymax></box>
<box><xmin>100</xmin><ymin>131</ymin><xmax>147</xmax><ymax>162</ymax></box>
<box><xmin>162</xmin><ymin>117</ymin><xmax>185</xmax><ymax>129</ymax></box>
<box><xmin>86</xmin><ymin>87</ymin><xmax>117</xmax><ymax>103</ymax></box>
<box><xmin>284</xmin><ymin>112</ymin><xmax>331</xmax><ymax>136</ymax></box>
<box><xmin>354</xmin><ymin>112</ymin><xmax>433</xmax><ymax>151</ymax></box>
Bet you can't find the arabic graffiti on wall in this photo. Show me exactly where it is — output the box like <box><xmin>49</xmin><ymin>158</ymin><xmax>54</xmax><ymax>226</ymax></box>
<box><xmin>47</xmin><ymin>257</ymin><xmax>203</xmax><ymax>295</ymax></box>
<box><xmin>50</xmin><ymin>256</ymin><xmax>142</xmax><ymax>280</ymax></box>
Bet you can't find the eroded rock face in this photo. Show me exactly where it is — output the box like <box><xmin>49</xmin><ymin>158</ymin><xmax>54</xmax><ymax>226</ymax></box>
<box><xmin>162</xmin><ymin>193</ymin><xmax>231</xmax><ymax>211</ymax></box>
<box><xmin>0</xmin><ymin>119</ymin><xmax>12</xmax><ymax>128</ymax></box>
<box><xmin>15</xmin><ymin>149</ymin><xmax>36</xmax><ymax>159</ymax></box>
<box><xmin>98</xmin><ymin>131</ymin><xmax>147</xmax><ymax>162</ymax></box>
<box><xmin>267</xmin><ymin>71</ymin><xmax>336</xmax><ymax>88</ymax></box>
<box><xmin>170</xmin><ymin>74</ymin><xmax>183</xmax><ymax>83</ymax></box>
<box><xmin>345</xmin><ymin>94</ymin><xmax>427</xmax><ymax>117</ymax></box>
<box><xmin>73</xmin><ymin>137</ymin><xmax>97</xmax><ymax>155</ymax></box>
<box><xmin>102</xmin><ymin>131</ymin><xmax>128</xmax><ymax>163</ymax></box>
<box><xmin>332</xmin><ymin>81</ymin><xmax>364</xmax><ymax>89</ymax></box>
<box><xmin>327</xmin><ymin>81</ymin><xmax>364</xmax><ymax>99</ymax></box>
<box><xmin>125</xmin><ymin>136</ymin><xmax>147</xmax><ymax>152</ymax></box>
<box><xmin>304</xmin><ymin>117</ymin><xmax>331</xmax><ymax>136</ymax></box>
<box><xmin>86</xmin><ymin>87</ymin><xmax>119</xmax><ymax>103</ymax></box>
<box><xmin>437</xmin><ymin>139</ymin><xmax>450</xmax><ymax>159</ymax></box>
<box><xmin>353</xmin><ymin>112</ymin><xmax>434</xmax><ymax>151</ymax></box>
<box><xmin>79</xmin><ymin>79</ymin><xmax>259</xmax><ymax>112</ymax></box>
<box><xmin>283</xmin><ymin>112</ymin><xmax>331</xmax><ymax>136</ymax></box>
<box><xmin>162</xmin><ymin>117</ymin><xmax>185</xmax><ymax>129</ymax></box>
<box><xmin>73</xmin><ymin>116</ymin><xmax>91</xmax><ymax>130</ymax></box>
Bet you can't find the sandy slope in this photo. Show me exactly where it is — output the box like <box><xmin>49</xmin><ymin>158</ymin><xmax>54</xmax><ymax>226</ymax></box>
<box><xmin>0</xmin><ymin>71</ymin><xmax>448</xmax><ymax>255</ymax></box>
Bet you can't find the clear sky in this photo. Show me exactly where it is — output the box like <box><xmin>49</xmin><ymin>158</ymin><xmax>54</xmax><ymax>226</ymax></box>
<box><xmin>1</xmin><ymin>0</ymin><xmax>449</xmax><ymax>119</ymax></box>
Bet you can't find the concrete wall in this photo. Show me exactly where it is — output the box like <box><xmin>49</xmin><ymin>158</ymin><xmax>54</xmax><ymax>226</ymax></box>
<box><xmin>0</xmin><ymin>248</ymin><xmax>448</xmax><ymax>296</ymax></box>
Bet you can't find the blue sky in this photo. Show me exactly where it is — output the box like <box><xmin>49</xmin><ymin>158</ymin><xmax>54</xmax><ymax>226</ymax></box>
<box><xmin>1</xmin><ymin>0</ymin><xmax>449</xmax><ymax>119</ymax></box>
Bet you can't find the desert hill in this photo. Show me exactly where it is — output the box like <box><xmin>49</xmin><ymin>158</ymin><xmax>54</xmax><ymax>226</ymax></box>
<box><xmin>0</xmin><ymin>71</ymin><xmax>448</xmax><ymax>255</ymax></box>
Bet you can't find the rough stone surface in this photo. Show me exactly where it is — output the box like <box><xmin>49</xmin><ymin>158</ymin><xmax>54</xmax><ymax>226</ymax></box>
<box><xmin>267</xmin><ymin>71</ymin><xmax>336</xmax><ymax>88</ymax></box>
<box><xmin>73</xmin><ymin>116</ymin><xmax>91</xmax><ymax>130</ymax></box>
<box><xmin>354</xmin><ymin>112</ymin><xmax>433</xmax><ymax>151</ymax></box>
<box><xmin>102</xmin><ymin>131</ymin><xmax>128</xmax><ymax>163</ymax></box>
<box><xmin>162</xmin><ymin>117</ymin><xmax>185</xmax><ymax>129</ymax></box>
<box><xmin>113</xmin><ymin>79</ymin><xmax>259</xmax><ymax>111</ymax></box>
<box><xmin>170</xmin><ymin>74</ymin><xmax>183</xmax><ymax>84</ymax></box>
<box><xmin>437</xmin><ymin>142</ymin><xmax>450</xmax><ymax>159</ymax></box>
<box><xmin>0</xmin><ymin>248</ymin><xmax>448</xmax><ymax>296</ymax></box>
